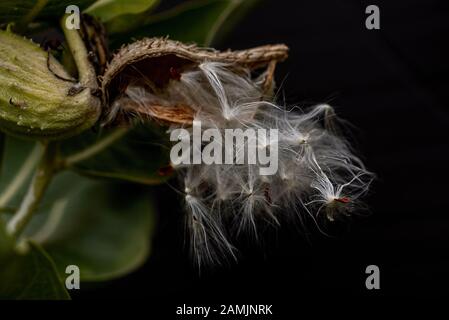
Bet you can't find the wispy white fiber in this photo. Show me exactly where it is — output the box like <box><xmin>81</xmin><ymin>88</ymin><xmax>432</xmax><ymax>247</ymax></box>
<box><xmin>109</xmin><ymin>61</ymin><xmax>374</xmax><ymax>267</ymax></box>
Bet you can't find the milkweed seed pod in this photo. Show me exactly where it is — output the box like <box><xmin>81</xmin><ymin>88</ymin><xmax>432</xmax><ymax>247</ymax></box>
<box><xmin>102</xmin><ymin>38</ymin><xmax>373</xmax><ymax>266</ymax></box>
<box><xmin>0</xmin><ymin>29</ymin><xmax>101</xmax><ymax>139</ymax></box>
<box><xmin>101</xmin><ymin>37</ymin><xmax>289</xmax><ymax>125</ymax></box>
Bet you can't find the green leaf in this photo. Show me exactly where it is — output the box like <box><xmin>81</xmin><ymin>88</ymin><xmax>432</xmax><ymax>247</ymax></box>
<box><xmin>61</xmin><ymin>125</ymin><xmax>171</xmax><ymax>185</ymax></box>
<box><xmin>0</xmin><ymin>136</ymin><xmax>156</xmax><ymax>282</ymax></box>
<box><xmin>25</xmin><ymin>172</ymin><xmax>156</xmax><ymax>281</ymax></box>
<box><xmin>0</xmin><ymin>0</ymin><xmax>96</xmax><ymax>24</ymax></box>
<box><xmin>0</xmin><ymin>242</ymin><xmax>70</xmax><ymax>300</ymax></box>
<box><xmin>0</xmin><ymin>217</ymin><xmax>14</xmax><ymax>261</ymax></box>
<box><xmin>85</xmin><ymin>0</ymin><xmax>159</xmax><ymax>23</ymax></box>
<box><xmin>108</xmin><ymin>0</ymin><xmax>257</xmax><ymax>47</ymax></box>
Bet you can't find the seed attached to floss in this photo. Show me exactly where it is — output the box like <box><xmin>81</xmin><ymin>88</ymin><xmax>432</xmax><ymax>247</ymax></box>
<box><xmin>334</xmin><ymin>197</ymin><xmax>351</xmax><ymax>204</ymax></box>
<box><xmin>169</xmin><ymin>67</ymin><xmax>182</xmax><ymax>81</ymax></box>
<box><xmin>102</xmin><ymin>37</ymin><xmax>373</xmax><ymax>266</ymax></box>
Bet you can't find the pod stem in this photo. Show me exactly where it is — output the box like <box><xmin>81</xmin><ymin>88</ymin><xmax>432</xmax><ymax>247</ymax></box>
<box><xmin>63</xmin><ymin>127</ymin><xmax>129</xmax><ymax>167</ymax></box>
<box><xmin>6</xmin><ymin>142</ymin><xmax>59</xmax><ymax>238</ymax></box>
<box><xmin>60</xmin><ymin>15</ymin><xmax>98</xmax><ymax>88</ymax></box>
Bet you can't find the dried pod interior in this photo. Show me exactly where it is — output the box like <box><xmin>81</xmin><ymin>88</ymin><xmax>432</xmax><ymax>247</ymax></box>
<box><xmin>101</xmin><ymin>38</ymin><xmax>289</xmax><ymax>125</ymax></box>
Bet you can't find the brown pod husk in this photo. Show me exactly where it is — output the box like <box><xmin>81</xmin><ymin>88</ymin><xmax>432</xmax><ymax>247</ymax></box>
<box><xmin>101</xmin><ymin>38</ymin><xmax>289</xmax><ymax>125</ymax></box>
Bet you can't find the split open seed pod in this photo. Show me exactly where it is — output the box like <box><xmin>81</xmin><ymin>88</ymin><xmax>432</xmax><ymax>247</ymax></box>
<box><xmin>101</xmin><ymin>38</ymin><xmax>289</xmax><ymax>126</ymax></box>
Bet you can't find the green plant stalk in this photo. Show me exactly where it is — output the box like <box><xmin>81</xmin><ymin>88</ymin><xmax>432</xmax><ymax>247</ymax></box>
<box><xmin>20</xmin><ymin>0</ymin><xmax>49</xmax><ymax>27</ymax></box>
<box><xmin>5</xmin><ymin>127</ymin><xmax>132</xmax><ymax>241</ymax></box>
<box><xmin>63</xmin><ymin>127</ymin><xmax>129</xmax><ymax>167</ymax></box>
<box><xmin>0</xmin><ymin>143</ymin><xmax>42</xmax><ymax>208</ymax></box>
<box><xmin>2</xmin><ymin>17</ymin><xmax>106</xmax><ymax>238</ymax></box>
<box><xmin>0</xmin><ymin>132</ymin><xmax>4</xmax><ymax>177</ymax></box>
<box><xmin>6</xmin><ymin>142</ymin><xmax>58</xmax><ymax>238</ymax></box>
<box><xmin>61</xmin><ymin>15</ymin><xmax>98</xmax><ymax>88</ymax></box>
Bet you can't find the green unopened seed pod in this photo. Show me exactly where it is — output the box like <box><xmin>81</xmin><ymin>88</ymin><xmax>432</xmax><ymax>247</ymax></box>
<box><xmin>0</xmin><ymin>28</ymin><xmax>101</xmax><ymax>140</ymax></box>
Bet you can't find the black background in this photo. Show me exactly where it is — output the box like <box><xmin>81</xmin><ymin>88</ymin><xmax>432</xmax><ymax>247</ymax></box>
<box><xmin>73</xmin><ymin>0</ymin><xmax>449</xmax><ymax>308</ymax></box>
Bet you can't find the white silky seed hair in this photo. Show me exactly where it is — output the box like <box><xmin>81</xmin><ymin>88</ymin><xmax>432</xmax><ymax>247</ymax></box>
<box><xmin>111</xmin><ymin>61</ymin><xmax>374</xmax><ymax>267</ymax></box>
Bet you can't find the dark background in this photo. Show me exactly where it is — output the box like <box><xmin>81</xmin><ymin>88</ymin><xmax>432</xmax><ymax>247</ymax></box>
<box><xmin>74</xmin><ymin>0</ymin><xmax>449</xmax><ymax>307</ymax></box>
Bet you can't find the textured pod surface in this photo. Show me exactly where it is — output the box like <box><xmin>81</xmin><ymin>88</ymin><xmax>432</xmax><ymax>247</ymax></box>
<box><xmin>101</xmin><ymin>37</ymin><xmax>289</xmax><ymax>124</ymax></box>
<box><xmin>0</xmin><ymin>30</ymin><xmax>101</xmax><ymax>140</ymax></box>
